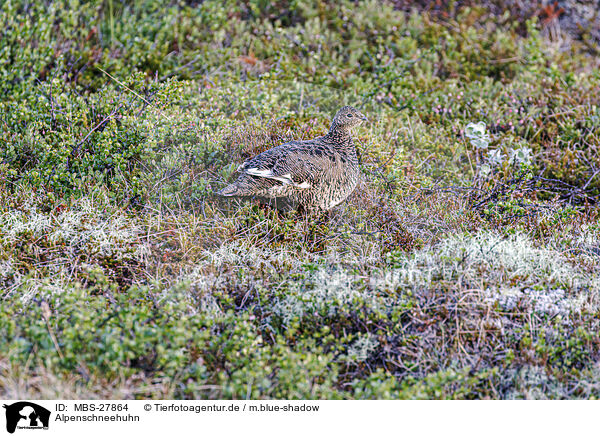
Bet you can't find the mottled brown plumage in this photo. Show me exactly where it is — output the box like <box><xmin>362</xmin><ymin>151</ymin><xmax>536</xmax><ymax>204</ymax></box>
<box><xmin>218</xmin><ymin>106</ymin><xmax>367</xmax><ymax>210</ymax></box>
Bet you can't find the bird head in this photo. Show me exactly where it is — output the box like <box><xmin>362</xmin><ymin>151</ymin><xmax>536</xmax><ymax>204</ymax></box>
<box><xmin>329</xmin><ymin>106</ymin><xmax>367</xmax><ymax>133</ymax></box>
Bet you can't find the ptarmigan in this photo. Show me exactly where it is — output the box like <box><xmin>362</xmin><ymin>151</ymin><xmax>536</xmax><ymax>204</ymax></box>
<box><xmin>218</xmin><ymin>106</ymin><xmax>367</xmax><ymax>211</ymax></box>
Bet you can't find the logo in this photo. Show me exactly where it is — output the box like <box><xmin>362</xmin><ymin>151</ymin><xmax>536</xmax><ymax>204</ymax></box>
<box><xmin>3</xmin><ymin>402</ymin><xmax>50</xmax><ymax>434</ymax></box>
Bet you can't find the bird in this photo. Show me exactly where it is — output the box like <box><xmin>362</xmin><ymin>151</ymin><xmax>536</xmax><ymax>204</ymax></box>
<box><xmin>218</xmin><ymin>106</ymin><xmax>367</xmax><ymax>211</ymax></box>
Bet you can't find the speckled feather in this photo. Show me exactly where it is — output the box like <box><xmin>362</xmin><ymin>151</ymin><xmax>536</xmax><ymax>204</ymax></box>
<box><xmin>218</xmin><ymin>106</ymin><xmax>367</xmax><ymax>211</ymax></box>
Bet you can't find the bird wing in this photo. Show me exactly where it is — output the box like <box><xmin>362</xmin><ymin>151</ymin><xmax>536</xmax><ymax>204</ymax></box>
<box><xmin>237</xmin><ymin>140</ymin><xmax>323</xmax><ymax>189</ymax></box>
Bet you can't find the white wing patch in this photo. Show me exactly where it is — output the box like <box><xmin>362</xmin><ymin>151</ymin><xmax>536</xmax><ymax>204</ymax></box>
<box><xmin>243</xmin><ymin>167</ymin><xmax>310</xmax><ymax>189</ymax></box>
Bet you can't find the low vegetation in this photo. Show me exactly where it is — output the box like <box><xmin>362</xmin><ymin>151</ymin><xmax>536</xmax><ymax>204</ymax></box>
<box><xmin>1</xmin><ymin>0</ymin><xmax>599</xmax><ymax>399</ymax></box>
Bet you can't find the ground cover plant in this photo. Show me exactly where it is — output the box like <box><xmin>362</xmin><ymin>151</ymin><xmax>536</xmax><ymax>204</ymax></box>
<box><xmin>1</xmin><ymin>0</ymin><xmax>600</xmax><ymax>399</ymax></box>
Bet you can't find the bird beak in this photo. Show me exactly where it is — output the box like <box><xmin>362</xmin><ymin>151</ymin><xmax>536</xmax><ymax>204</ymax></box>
<box><xmin>359</xmin><ymin>114</ymin><xmax>368</xmax><ymax>122</ymax></box>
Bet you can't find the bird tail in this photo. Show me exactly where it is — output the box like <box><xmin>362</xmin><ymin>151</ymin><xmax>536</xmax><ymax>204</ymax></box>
<box><xmin>217</xmin><ymin>183</ymin><xmax>242</xmax><ymax>197</ymax></box>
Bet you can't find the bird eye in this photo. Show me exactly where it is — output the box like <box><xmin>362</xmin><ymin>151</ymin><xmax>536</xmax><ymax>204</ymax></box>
<box><xmin>347</xmin><ymin>114</ymin><xmax>353</xmax><ymax>117</ymax></box>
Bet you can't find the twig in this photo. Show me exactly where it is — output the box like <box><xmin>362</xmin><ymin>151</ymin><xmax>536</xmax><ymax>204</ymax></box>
<box><xmin>41</xmin><ymin>301</ymin><xmax>65</xmax><ymax>360</ymax></box>
<box><xmin>70</xmin><ymin>113</ymin><xmax>116</xmax><ymax>162</ymax></box>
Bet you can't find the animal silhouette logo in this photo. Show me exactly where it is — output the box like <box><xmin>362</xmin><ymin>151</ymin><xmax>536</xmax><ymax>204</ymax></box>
<box><xmin>2</xmin><ymin>402</ymin><xmax>50</xmax><ymax>434</ymax></box>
